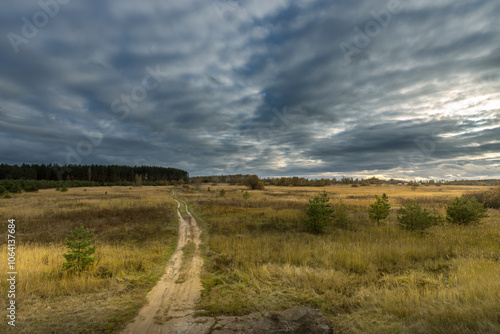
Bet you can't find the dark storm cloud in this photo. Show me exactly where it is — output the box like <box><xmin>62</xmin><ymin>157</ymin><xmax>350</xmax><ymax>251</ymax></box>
<box><xmin>1</xmin><ymin>0</ymin><xmax>499</xmax><ymax>179</ymax></box>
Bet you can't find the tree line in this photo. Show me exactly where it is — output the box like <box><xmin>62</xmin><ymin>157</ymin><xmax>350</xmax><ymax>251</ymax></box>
<box><xmin>0</xmin><ymin>164</ymin><xmax>189</xmax><ymax>183</ymax></box>
<box><xmin>190</xmin><ymin>174</ymin><xmax>500</xmax><ymax>187</ymax></box>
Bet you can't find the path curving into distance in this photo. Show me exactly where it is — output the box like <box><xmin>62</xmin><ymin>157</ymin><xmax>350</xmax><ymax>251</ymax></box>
<box><xmin>122</xmin><ymin>193</ymin><xmax>214</xmax><ymax>334</ymax></box>
<box><xmin>121</xmin><ymin>193</ymin><xmax>332</xmax><ymax>333</ymax></box>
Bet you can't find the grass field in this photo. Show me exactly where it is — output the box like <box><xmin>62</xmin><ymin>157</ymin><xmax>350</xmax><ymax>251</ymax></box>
<box><xmin>1</xmin><ymin>184</ymin><xmax>498</xmax><ymax>333</ymax></box>
<box><xmin>179</xmin><ymin>184</ymin><xmax>500</xmax><ymax>334</ymax></box>
<box><xmin>0</xmin><ymin>186</ymin><xmax>178</xmax><ymax>334</ymax></box>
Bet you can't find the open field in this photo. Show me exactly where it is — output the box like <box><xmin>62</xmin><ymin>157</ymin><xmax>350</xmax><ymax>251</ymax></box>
<box><xmin>0</xmin><ymin>184</ymin><xmax>498</xmax><ymax>333</ymax></box>
<box><xmin>0</xmin><ymin>186</ymin><xmax>178</xmax><ymax>333</ymax></box>
<box><xmin>179</xmin><ymin>184</ymin><xmax>500</xmax><ymax>333</ymax></box>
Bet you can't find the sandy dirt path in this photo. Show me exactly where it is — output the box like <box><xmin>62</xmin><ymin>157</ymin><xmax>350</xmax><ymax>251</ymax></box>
<box><xmin>122</xmin><ymin>194</ymin><xmax>215</xmax><ymax>334</ymax></box>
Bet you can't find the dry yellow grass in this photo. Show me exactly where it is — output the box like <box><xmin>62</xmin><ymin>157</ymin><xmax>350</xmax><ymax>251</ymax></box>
<box><xmin>180</xmin><ymin>184</ymin><xmax>500</xmax><ymax>334</ymax></box>
<box><xmin>1</xmin><ymin>183</ymin><xmax>497</xmax><ymax>333</ymax></box>
<box><xmin>0</xmin><ymin>186</ymin><xmax>178</xmax><ymax>334</ymax></box>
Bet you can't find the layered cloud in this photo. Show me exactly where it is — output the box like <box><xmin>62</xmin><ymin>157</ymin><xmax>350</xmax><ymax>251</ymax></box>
<box><xmin>1</xmin><ymin>0</ymin><xmax>499</xmax><ymax>179</ymax></box>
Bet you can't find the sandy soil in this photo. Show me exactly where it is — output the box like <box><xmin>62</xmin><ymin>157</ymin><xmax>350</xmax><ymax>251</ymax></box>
<box><xmin>121</xmin><ymin>195</ymin><xmax>215</xmax><ymax>334</ymax></box>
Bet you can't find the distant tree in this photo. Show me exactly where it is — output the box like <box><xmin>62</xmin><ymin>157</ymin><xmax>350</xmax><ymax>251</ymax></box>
<box><xmin>305</xmin><ymin>191</ymin><xmax>334</xmax><ymax>234</ymax></box>
<box><xmin>369</xmin><ymin>194</ymin><xmax>391</xmax><ymax>225</ymax></box>
<box><xmin>446</xmin><ymin>196</ymin><xmax>488</xmax><ymax>225</ymax></box>
<box><xmin>62</xmin><ymin>226</ymin><xmax>96</xmax><ymax>273</ymax></box>
<box><xmin>245</xmin><ymin>175</ymin><xmax>265</xmax><ymax>190</ymax></box>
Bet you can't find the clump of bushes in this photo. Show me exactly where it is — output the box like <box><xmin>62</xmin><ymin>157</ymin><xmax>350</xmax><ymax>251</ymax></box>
<box><xmin>446</xmin><ymin>196</ymin><xmax>488</xmax><ymax>225</ymax></box>
<box><xmin>398</xmin><ymin>201</ymin><xmax>443</xmax><ymax>232</ymax></box>
<box><xmin>244</xmin><ymin>175</ymin><xmax>265</xmax><ymax>190</ymax></box>
<box><xmin>464</xmin><ymin>187</ymin><xmax>500</xmax><ymax>209</ymax></box>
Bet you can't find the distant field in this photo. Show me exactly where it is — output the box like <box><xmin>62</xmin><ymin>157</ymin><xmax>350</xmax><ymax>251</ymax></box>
<box><xmin>0</xmin><ymin>186</ymin><xmax>178</xmax><ymax>334</ymax></box>
<box><xmin>180</xmin><ymin>184</ymin><xmax>500</xmax><ymax>334</ymax></box>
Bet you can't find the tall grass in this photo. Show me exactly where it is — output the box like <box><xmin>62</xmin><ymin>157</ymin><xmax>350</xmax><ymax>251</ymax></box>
<box><xmin>0</xmin><ymin>186</ymin><xmax>177</xmax><ymax>334</ymax></box>
<box><xmin>181</xmin><ymin>184</ymin><xmax>500</xmax><ymax>333</ymax></box>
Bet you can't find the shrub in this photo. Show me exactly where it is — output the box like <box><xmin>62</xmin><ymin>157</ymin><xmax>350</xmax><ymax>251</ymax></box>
<box><xmin>6</xmin><ymin>182</ymin><xmax>23</xmax><ymax>194</ymax></box>
<box><xmin>62</xmin><ymin>226</ymin><xmax>96</xmax><ymax>273</ymax></box>
<box><xmin>398</xmin><ymin>201</ymin><xmax>436</xmax><ymax>232</ymax></box>
<box><xmin>369</xmin><ymin>193</ymin><xmax>391</xmax><ymax>225</ymax></box>
<box><xmin>483</xmin><ymin>187</ymin><xmax>500</xmax><ymax>209</ymax></box>
<box><xmin>409</xmin><ymin>182</ymin><xmax>420</xmax><ymax>191</ymax></box>
<box><xmin>446</xmin><ymin>196</ymin><xmax>488</xmax><ymax>225</ymax></box>
<box><xmin>219</xmin><ymin>189</ymin><xmax>226</xmax><ymax>197</ymax></box>
<box><xmin>464</xmin><ymin>187</ymin><xmax>500</xmax><ymax>209</ymax></box>
<box><xmin>305</xmin><ymin>191</ymin><xmax>333</xmax><ymax>234</ymax></box>
<box><xmin>245</xmin><ymin>175</ymin><xmax>265</xmax><ymax>190</ymax></box>
<box><xmin>23</xmin><ymin>183</ymin><xmax>40</xmax><ymax>192</ymax></box>
<box><xmin>242</xmin><ymin>191</ymin><xmax>251</xmax><ymax>200</ymax></box>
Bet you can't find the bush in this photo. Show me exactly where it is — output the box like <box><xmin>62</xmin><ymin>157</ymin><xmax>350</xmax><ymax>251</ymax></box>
<box><xmin>464</xmin><ymin>187</ymin><xmax>500</xmax><ymax>209</ymax></box>
<box><xmin>409</xmin><ymin>182</ymin><xmax>420</xmax><ymax>191</ymax></box>
<box><xmin>23</xmin><ymin>183</ymin><xmax>39</xmax><ymax>192</ymax></box>
<box><xmin>5</xmin><ymin>182</ymin><xmax>23</xmax><ymax>194</ymax></box>
<box><xmin>62</xmin><ymin>226</ymin><xmax>96</xmax><ymax>273</ymax></box>
<box><xmin>369</xmin><ymin>193</ymin><xmax>391</xmax><ymax>225</ymax></box>
<box><xmin>398</xmin><ymin>201</ymin><xmax>440</xmax><ymax>232</ymax></box>
<box><xmin>305</xmin><ymin>191</ymin><xmax>333</xmax><ymax>234</ymax></box>
<box><xmin>446</xmin><ymin>196</ymin><xmax>488</xmax><ymax>225</ymax></box>
<box><xmin>242</xmin><ymin>191</ymin><xmax>251</xmax><ymax>200</ymax></box>
<box><xmin>219</xmin><ymin>189</ymin><xmax>226</xmax><ymax>197</ymax></box>
<box><xmin>245</xmin><ymin>175</ymin><xmax>265</xmax><ymax>190</ymax></box>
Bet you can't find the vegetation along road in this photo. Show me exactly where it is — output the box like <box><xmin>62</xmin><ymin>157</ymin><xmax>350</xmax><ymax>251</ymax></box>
<box><xmin>122</xmin><ymin>194</ymin><xmax>208</xmax><ymax>334</ymax></box>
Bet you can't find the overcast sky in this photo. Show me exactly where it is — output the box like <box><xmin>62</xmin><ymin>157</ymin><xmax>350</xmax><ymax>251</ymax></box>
<box><xmin>1</xmin><ymin>0</ymin><xmax>499</xmax><ymax>180</ymax></box>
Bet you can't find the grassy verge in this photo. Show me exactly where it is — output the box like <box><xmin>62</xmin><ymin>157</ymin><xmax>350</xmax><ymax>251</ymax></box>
<box><xmin>0</xmin><ymin>186</ymin><xmax>178</xmax><ymax>333</ymax></box>
<box><xmin>176</xmin><ymin>241</ymin><xmax>197</xmax><ymax>284</ymax></box>
<box><xmin>179</xmin><ymin>184</ymin><xmax>500</xmax><ymax>334</ymax></box>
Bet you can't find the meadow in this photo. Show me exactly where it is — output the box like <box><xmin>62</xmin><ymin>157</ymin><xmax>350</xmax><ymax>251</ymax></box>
<box><xmin>0</xmin><ymin>187</ymin><xmax>178</xmax><ymax>333</ymax></box>
<box><xmin>179</xmin><ymin>184</ymin><xmax>500</xmax><ymax>334</ymax></box>
<box><xmin>0</xmin><ymin>183</ymin><xmax>498</xmax><ymax>333</ymax></box>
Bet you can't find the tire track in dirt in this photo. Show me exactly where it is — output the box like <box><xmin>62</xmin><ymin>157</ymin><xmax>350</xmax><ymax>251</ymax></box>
<box><xmin>122</xmin><ymin>193</ymin><xmax>215</xmax><ymax>334</ymax></box>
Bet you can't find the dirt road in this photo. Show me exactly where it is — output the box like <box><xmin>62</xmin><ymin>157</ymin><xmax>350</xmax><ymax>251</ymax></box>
<box><xmin>121</xmin><ymin>194</ymin><xmax>332</xmax><ymax>333</ymax></box>
<box><xmin>122</xmin><ymin>194</ymin><xmax>215</xmax><ymax>334</ymax></box>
